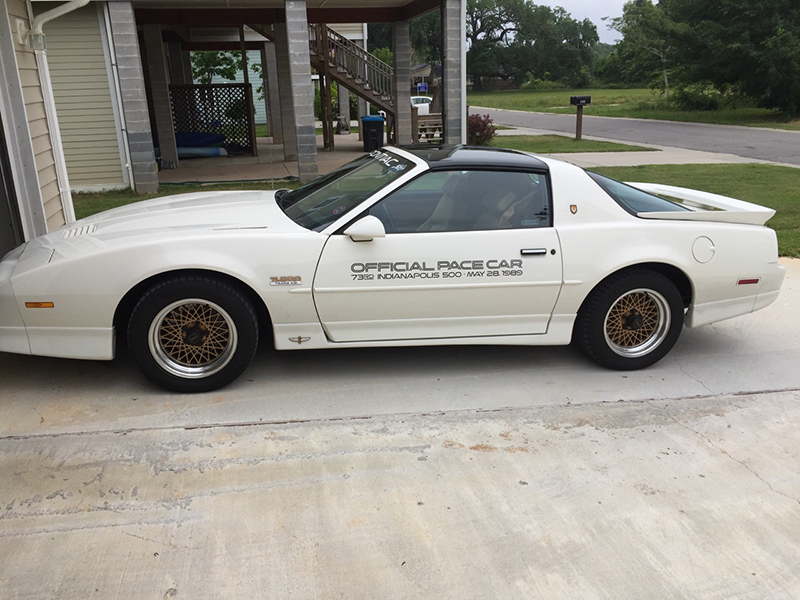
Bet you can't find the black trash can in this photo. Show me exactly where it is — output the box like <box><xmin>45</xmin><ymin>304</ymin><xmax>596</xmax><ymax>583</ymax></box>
<box><xmin>361</xmin><ymin>115</ymin><xmax>385</xmax><ymax>152</ymax></box>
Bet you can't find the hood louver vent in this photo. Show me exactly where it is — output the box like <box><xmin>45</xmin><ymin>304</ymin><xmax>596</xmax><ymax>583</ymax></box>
<box><xmin>63</xmin><ymin>224</ymin><xmax>97</xmax><ymax>238</ymax></box>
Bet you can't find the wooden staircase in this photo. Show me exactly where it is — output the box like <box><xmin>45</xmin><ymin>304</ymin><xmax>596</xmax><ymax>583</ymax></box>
<box><xmin>308</xmin><ymin>23</ymin><xmax>395</xmax><ymax>120</ymax></box>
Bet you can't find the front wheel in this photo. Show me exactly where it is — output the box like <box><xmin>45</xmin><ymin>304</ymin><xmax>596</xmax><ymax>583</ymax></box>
<box><xmin>128</xmin><ymin>276</ymin><xmax>259</xmax><ymax>392</ymax></box>
<box><xmin>575</xmin><ymin>269</ymin><xmax>684</xmax><ymax>370</ymax></box>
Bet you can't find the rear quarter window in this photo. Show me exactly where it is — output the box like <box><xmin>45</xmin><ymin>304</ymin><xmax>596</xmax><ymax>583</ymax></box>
<box><xmin>587</xmin><ymin>171</ymin><xmax>689</xmax><ymax>215</ymax></box>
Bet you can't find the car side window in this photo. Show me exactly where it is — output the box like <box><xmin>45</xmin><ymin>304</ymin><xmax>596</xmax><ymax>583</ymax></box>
<box><xmin>368</xmin><ymin>170</ymin><xmax>550</xmax><ymax>233</ymax></box>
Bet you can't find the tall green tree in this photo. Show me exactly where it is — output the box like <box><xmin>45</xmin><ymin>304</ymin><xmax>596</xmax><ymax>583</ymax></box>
<box><xmin>606</xmin><ymin>0</ymin><xmax>678</xmax><ymax>98</ymax></box>
<box><xmin>191</xmin><ymin>51</ymin><xmax>241</xmax><ymax>84</ymax></box>
<box><xmin>662</xmin><ymin>0</ymin><xmax>800</xmax><ymax>115</ymax></box>
<box><xmin>466</xmin><ymin>0</ymin><xmax>598</xmax><ymax>89</ymax></box>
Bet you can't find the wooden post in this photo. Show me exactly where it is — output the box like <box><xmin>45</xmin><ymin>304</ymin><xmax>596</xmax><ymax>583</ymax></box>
<box><xmin>575</xmin><ymin>104</ymin><xmax>583</xmax><ymax>141</ymax></box>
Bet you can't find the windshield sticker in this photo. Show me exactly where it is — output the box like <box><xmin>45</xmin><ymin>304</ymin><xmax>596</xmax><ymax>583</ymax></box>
<box><xmin>368</xmin><ymin>149</ymin><xmax>407</xmax><ymax>171</ymax></box>
<box><xmin>332</xmin><ymin>205</ymin><xmax>347</xmax><ymax>215</ymax></box>
<box><xmin>349</xmin><ymin>259</ymin><xmax>524</xmax><ymax>281</ymax></box>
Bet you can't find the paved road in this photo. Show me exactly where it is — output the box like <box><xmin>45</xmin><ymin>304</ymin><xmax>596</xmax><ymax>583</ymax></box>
<box><xmin>473</xmin><ymin>107</ymin><xmax>800</xmax><ymax>165</ymax></box>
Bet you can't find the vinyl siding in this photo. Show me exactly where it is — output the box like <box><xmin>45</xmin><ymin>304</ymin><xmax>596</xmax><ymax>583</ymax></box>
<box><xmin>8</xmin><ymin>0</ymin><xmax>65</xmax><ymax>230</ymax></box>
<box><xmin>330</xmin><ymin>23</ymin><xmax>364</xmax><ymax>39</ymax></box>
<box><xmin>43</xmin><ymin>4</ymin><xmax>125</xmax><ymax>188</ymax></box>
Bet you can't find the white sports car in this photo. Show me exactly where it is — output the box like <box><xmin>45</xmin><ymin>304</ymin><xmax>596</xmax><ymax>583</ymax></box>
<box><xmin>0</xmin><ymin>146</ymin><xmax>785</xmax><ymax>392</ymax></box>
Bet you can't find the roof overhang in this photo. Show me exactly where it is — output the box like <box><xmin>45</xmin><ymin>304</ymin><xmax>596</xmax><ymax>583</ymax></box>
<box><xmin>127</xmin><ymin>0</ymin><xmax>439</xmax><ymax>25</ymax></box>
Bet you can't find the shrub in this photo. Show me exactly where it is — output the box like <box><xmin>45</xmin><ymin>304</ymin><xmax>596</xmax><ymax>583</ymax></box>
<box><xmin>673</xmin><ymin>82</ymin><xmax>723</xmax><ymax>111</ymax></box>
<box><xmin>467</xmin><ymin>113</ymin><xmax>497</xmax><ymax>146</ymax></box>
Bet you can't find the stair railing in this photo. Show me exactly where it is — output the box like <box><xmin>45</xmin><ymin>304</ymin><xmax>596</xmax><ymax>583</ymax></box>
<box><xmin>309</xmin><ymin>23</ymin><xmax>393</xmax><ymax>102</ymax></box>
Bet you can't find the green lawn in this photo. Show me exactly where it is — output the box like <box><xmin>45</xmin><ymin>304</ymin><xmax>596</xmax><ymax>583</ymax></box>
<box><xmin>73</xmin><ymin>163</ymin><xmax>798</xmax><ymax>258</ymax></box>
<box><xmin>593</xmin><ymin>164</ymin><xmax>800</xmax><ymax>257</ymax></box>
<box><xmin>469</xmin><ymin>88</ymin><xmax>800</xmax><ymax>131</ymax></box>
<box><xmin>492</xmin><ymin>134</ymin><xmax>653</xmax><ymax>153</ymax></box>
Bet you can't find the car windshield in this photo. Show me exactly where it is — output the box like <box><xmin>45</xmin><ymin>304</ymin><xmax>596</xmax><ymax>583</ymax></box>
<box><xmin>279</xmin><ymin>150</ymin><xmax>415</xmax><ymax>230</ymax></box>
<box><xmin>587</xmin><ymin>171</ymin><xmax>689</xmax><ymax>215</ymax></box>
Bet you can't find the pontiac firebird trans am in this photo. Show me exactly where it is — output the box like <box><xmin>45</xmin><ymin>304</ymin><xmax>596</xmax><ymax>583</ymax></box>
<box><xmin>0</xmin><ymin>145</ymin><xmax>785</xmax><ymax>392</ymax></box>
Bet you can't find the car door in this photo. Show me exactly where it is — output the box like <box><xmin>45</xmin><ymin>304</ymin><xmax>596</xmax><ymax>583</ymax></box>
<box><xmin>312</xmin><ymin>169</ymin><xmax>563</xmax><ymax>343</ymax></box>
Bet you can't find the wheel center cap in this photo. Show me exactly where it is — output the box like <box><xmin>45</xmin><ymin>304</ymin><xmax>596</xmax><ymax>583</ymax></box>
<box><xmin>624</xmin><ymin>311</ymin><xmax>644</xmax><ymax>330</ymax></box>
<box><xmin>182</xmin><ymin>324</ymin><xmax>207</xmax><ymax>346</ymax></box>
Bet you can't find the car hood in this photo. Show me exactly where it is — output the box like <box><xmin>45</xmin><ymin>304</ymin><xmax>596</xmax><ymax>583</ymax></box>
<box><xmin>78</xmin><ymin>190</ymin><xmax>301</xmax><ymax>233</ymax></box>
<box><xmin>22</xmin><ymin>190</ymin><xmax>307</xmax><ymax>257</ymax></box>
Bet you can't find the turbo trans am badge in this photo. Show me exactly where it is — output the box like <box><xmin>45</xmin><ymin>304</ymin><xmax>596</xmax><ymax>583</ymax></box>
<box><xmin>270</xmin><ymin>276</ymin><xmax>302</xmax><ymax>286</ymax></box>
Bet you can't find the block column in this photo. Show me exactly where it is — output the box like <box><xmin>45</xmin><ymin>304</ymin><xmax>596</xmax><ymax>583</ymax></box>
<box><xmin>283</xmin><ymin>1</ymin><xmax>318</xmax><ymax>183</ymax></box>
<box><xmin>273</xmin><ymin>22</ymin><xmax>297</xmax><ymax>161</ymax></box>
<box><xmin>392</xmin><ymin>20</ymin><xmax>412</xmax><ymax>145</ymax></box>
<box><xmin>441</xmin><ymin>0</ymin><xmax>466</xmax><ymax>144</ymax></box>
<box><xmin>107</xmin><ymin>2</ymin><xmax>158</xmax><ymax>193</ymax></box>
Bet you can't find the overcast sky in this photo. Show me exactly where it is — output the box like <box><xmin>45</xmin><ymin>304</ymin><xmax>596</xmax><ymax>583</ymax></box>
<box><xmin>536</xmin><ymin>0</ymin><xmax>627</xmax><ymax>44</ymax></box>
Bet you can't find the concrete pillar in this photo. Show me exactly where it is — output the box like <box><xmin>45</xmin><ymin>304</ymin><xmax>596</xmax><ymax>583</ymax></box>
<box><xmin>142</xmin><ymin>24</ymin><xmax>179</xmax><ymax>169</ymax></box>
<box><xmin>441</xmin><ymin>0</ymin><xmax>465</xmax><ymax>144</ymax></box>
<box><xmin>336</xmin><ymin>82</ymin><xmax>350</xmax><ymax>134</ymax></box>
<box><xmin>262</xmin><ymin>42</ymin><xmax>283</xmax><ymax>143</ymax></box>
<box><xmin>283</xmin><ymin>1</ymin><xmax>318</xmax><ymax>183</ymax></box>
<box><xmin>107</xmin><ymin>2</ymin><xmax>158</xmax><ymax>193</ymax></box>
<box><xmin>392</xmin><ymin>21</ymin><xmax>412</xmax><ymax>145</ymax></box>
<box><xmin>273</xmin><ymin>23</ymin><xmax>297</xmax><ymax>160</ymax></box>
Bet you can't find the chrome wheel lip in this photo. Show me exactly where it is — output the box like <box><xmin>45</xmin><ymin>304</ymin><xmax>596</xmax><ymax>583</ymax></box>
<box><xmin>603</xmin><ymin>288</ymin><xmax>671</xmax><ymax>358</ymax></box>
<box><xmin>148</xmin><ymin>298</ymin><xmax>238</xmax><ymax>380</ymax></box>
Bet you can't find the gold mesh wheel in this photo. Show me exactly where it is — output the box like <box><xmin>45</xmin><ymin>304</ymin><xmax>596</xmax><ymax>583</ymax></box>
<box><xmin>603</xmin><ymin>288</ymin><xmax>671</xmax><ymax>358</ymax></box>
<box><xmin>148</xmin><ymin>298</ymin><xmax>239</xmax><ymax>379</ymax></box>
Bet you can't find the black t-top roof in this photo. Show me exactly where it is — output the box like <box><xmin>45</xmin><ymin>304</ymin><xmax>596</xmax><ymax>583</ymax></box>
<box><xmin>393</xmin><ymin>144</ymin><xmax>549</xmax><ymax>171</ymax></box>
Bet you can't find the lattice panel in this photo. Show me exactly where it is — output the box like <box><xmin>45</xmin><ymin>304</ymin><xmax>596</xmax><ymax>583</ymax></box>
<box><xmin>169</xmin><ymin>84</ymin><xmax>256</xmax><ymax>155</ymax></box>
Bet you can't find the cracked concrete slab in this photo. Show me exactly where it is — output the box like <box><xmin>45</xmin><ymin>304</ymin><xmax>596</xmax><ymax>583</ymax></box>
<box><xmin>1</xmin><ymin>266</ymin><xmax>798</xmax><ymax>597</ymax></box>
<box><xmin>1</xmin><ymin>391</ymin><xmax>799</xmax><ymax>599</ymax></box>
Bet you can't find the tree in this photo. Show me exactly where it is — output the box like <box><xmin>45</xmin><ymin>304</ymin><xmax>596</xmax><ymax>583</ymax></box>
<box><xmin>466</xmin><ymin>0</ymin><xmax>598</xmax><ymax>89</ymax></box>
<box><xmin>606</xmin><ymin>0</ymin><xmax>677</xmax><ymax>98</ymax></box>
<box><xmin>191</xmin><ymin>51</ymin><xmax>241</xmax><ymax>85</ymax></box>
<box><xmin>662</xmin><ymin>0</ymin><xmax>800</xmax><ymax>116</ymax></box>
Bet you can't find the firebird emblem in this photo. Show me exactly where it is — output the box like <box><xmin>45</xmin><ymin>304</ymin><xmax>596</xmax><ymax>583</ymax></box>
<box><xmin>570</xmin><ymin>204</ymin><xmax>578</xmax><ymax>214</ymax></box>
<box><xmin>289</xmin><ymin>336</ymin><xmax>311</xmax><ymax>345</ymax></box>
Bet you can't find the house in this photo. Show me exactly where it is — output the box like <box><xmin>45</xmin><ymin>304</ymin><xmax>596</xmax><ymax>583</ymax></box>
<box><xmin>0</xmin><ymin>0</ymin><xmax>466</xmax><ymax>257</ymax></box>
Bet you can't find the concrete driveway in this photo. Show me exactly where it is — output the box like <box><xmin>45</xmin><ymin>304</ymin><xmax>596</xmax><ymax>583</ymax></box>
<box><xmin>1</xmin><ymin>260</ymin><xmax>798</xmax><ymax>599</ymax></box>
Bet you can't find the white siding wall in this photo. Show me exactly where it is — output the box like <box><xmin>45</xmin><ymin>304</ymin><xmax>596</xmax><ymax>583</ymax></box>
<box><xmin>8</xmin><ymin>0</ymin><xmax>64</xmax><ymax>231</ymax></box>
<box><xmin>43</xmin><ymin>4</ymin><xmax>125</xmax><ymax>189</ymax></box>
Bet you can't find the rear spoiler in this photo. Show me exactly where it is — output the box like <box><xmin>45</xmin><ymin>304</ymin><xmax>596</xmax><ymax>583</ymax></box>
<box><xmin>626</xmin><ymin>182</ymin><xmax>776</xmax><ymax>226</ymax></box>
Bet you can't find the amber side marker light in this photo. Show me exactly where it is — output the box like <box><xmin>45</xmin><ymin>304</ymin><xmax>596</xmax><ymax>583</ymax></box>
<box><xmin>737</xmin><ymin>278</ymin><xmax>760</xmax><ymax>286</ymax></box>
<box><xmin>25</xmin><ymin>302</ymin><xmax>54</xmax><ymax>308</ymax></box>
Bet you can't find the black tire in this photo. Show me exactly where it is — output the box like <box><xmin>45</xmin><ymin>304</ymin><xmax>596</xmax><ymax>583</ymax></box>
<box><xmin>128</xmin><ymin>276</ymin><xmax>258</xmax><ymax>392</ymax></box>
<box><xmin>575</xmin><ymin>269</ymin><xmax>684</xmax><ymax>370</ymax></box>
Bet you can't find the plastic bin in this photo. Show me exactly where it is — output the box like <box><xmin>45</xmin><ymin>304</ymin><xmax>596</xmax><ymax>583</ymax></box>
<box><xmin>361</xmin><ymin>115</ymin><xmax>385</xmax><ymax>152</ymax></box>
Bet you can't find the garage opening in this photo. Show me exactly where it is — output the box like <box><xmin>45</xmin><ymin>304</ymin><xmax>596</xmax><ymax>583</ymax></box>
<box><xmin>0</xmin><ymin>115</ymin><xmax>24</xmax><ymax>256</ymax></box>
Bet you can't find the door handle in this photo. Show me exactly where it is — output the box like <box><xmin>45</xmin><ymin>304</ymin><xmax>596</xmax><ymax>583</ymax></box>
<box><xmin>520</xmin><ymin>248</ymin><xmax>548</xmax><ymax>256</ymax></box>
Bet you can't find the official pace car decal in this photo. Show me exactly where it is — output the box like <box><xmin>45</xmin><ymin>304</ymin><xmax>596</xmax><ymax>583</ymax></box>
<box><xmin>350</xmin><ymin>259</ymin><xmax>523</xmax><ymax>280</ymax></box>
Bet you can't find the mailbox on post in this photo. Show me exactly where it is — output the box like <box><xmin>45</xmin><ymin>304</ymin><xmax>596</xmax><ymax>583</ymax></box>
<box><xmin>570</xmin><ymin>95</ymin><xmax>591</xmax><ymax>140</ymax></box>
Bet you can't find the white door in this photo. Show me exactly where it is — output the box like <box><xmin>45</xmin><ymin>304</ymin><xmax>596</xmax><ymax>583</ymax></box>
<box><xmin>313</xmin><ymin>169</ymin><xmax>563</xmax><ymax>342</ymax></box>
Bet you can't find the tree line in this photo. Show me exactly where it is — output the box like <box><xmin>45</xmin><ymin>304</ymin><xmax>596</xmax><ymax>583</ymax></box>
<box><xmin>370</xmin><ymin>0</ymin><xmax>799</xmax><ymax>117</ymax></box>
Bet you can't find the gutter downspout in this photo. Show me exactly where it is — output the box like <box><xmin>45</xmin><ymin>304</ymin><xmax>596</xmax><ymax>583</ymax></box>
<box><xmin>25</xmin><ymin>0</ymin><xmax>91</xmax><ymax>225</ymax></box>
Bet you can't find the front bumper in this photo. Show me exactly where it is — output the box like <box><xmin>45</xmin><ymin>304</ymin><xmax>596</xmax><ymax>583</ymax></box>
<box><xmin>0</xmin><ymin>245</ymin><xmax>31</xmax><ymax>355</ymax></box>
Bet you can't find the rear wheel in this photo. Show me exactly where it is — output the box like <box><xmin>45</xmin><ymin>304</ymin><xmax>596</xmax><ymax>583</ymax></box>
<box><xmin>575</xmin><ymin>269</ymin><xmax>684</xmax><ymax>370</ymax></box>
<box><xmin>128</xmin><ymin>276</ymin><xmax>258</xmax><ymax>392</ymax></box>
